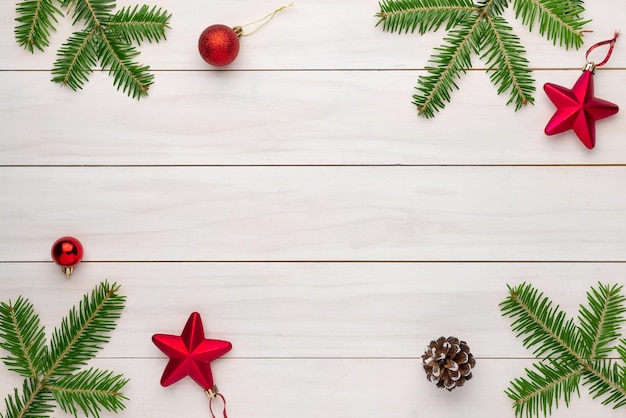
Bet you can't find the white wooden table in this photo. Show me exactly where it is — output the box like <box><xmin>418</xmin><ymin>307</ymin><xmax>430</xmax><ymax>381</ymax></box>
<box><xmin>1</xmin><ymin>1</ymin><xmax>626</xmax><ymax>417</ymax></box>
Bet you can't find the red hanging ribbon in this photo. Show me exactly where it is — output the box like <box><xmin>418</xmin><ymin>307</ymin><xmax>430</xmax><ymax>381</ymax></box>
<box><xmin>209</xmin><ymin>393</ymin><xmax>228</xmax><ymax>418</ymax></box>
<box><xmin>586</xmin><ymin>31</ymin><xmax>620</xmax><ymax>67</ymax></box>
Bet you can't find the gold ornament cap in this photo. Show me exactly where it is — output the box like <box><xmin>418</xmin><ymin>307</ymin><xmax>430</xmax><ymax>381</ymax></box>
<box><xmin>204</xmin><ymin>385</ymin><xmax>219</xmax><ymax>399</ymax></box>
<box><xmin>583</xmin><ymin>61</ymin><xmax>596</xmax><ymax>74</ymax></box>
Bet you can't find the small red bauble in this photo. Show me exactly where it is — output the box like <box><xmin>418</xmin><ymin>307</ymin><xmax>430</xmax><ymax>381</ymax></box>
<box><xmin>51</xmin><ymin>236</ymin><xmax>83</xmax><ymax>277</ymax></box>
<box><xmin>197</xmin><ymin>4</ymin><xmax>293</xmax><ymax>69</ymax></box>
<box><xmin>198</xmin><ymin>24</ymin><xmax>241</xmax><ymax>67</ymax></box>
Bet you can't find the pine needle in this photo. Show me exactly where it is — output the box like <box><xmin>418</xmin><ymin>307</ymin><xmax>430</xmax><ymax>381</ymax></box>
<box><xmin>15</xmin><ymin>0</ymin><xmax>62</xmax><ymax>52</ymax></box>
<box><xmin>0</xmin><ymin>281</ymin><xmax>128</xmax><ymax>418</ymax></box>
<box><xmin>1</xmin><ymin>378</ymin><xmax>55</xmax><ymax>418</ymax></box>
<box><xmin>47</xmin><ymin>368</ymin><xmax>129</xmax><ymax>417</ymax></box>
<box><xmin>480</xmin><ymin>14</ymin><xmax>535</xmax><ymax>109</ymax></box>
<box><xmin>376</xmin><ymin>0</ymin><xmax>589</xmax><ymax>117</ymax></box>
<box><xmin>98</xmin><ymin>32</ymin><xmax>153</xmax><ymax>99</ymax></box>
<box><xmin>501</xmin><ymin>282</ymin><xmax>626</xmax><ymax>417</ymax></box>
<box><xmin>47</xmin><ymin>281</ymin><xmax>125</xmax><ymax>378</ymax></box>
<box><xmin>106</xmin><ymin>5</ymin><xmax>171</xmax><ymax>45</ymax></box>
<box><xmin>376</xmin><ymin>0</ymin><xmax>478</xmax><ymax>34</ymax></box>
<box><xmin>66</xmin><ymin>0</ymin><xmax>115</xmax><ymax>27</ymax></box>
<box><xmin>0</xmin><ymin>297</ymin><xmax>49</xmax><ymax>378</ymax></box>
<box><xmin>413</xmin><ymin>21</ymin><xmax>480</xmax><ymax>118</ymax></box>
<box><xmin>512</xmin><ymin>0</ymin><xmax>588</xmax><ymax>49</ymax></box>
<box><xmin>14</xmin><ymin>0</ymin><xmax>171</xmax><ymax>98</ymax></box>
<box><xmin>52</xmin><ymin>29</ymin><xmax>100</xmax><ymax>91</ymax></box>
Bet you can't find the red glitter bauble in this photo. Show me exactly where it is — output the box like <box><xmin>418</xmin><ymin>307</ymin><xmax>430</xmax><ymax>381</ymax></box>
<box><xmin>198</xmin><ymin>24</ymin><xmax>241</xmax><ymax>67</ymax></box>
<box><xmin>51</xmin><ymin>236</ymin><xmax>83</xmax><ymax>276</ymax></box>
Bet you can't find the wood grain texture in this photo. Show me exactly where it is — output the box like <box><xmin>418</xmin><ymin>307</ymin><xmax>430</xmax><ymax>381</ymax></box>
<box><xmin>1</xmin><ymin>0</ymin><xmax>626</xmax><ymax>417</ymax></box>
<box><xmin>0</xmin><ymin>262</ymin><xmax>623</xmax><ymax>359</ymax></box>
<box><xmin>2</xmin><ymin>166</ymin><xmax>626</xmax><ymax>262</ymax></box>
<box><xmin>1</xmin><ymin>70</ymin><xmax>625</xmax><ymax>165</ymax></box>
<box><xmin>0</xmin><ymin>357</ymin><xmax>622</xmax><ymax>418</ymax></box>
<box><xmin>1</xmin><ymin>0</ymin><xmax>625</xmax><ymax>70</ymax></box>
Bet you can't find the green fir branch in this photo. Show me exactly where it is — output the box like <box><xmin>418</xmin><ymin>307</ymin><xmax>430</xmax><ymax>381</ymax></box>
<box><xmin>582</xmin><ymin>359</ymin><xmax>626</xmax><ymax>409</ymax></box>
<box><xmin>14</xmin><ymin>0</ymin><xmax>170</xmax><ymax>98</ymax></box>
<box><xmin>505</xmin><ymin>360</ymin><xmax>583</xmax><ymax>418</ymax></box>
<box><xmin>48</xmin><ymin>281</ymin><xmax>125</xmax><ymax>378</ymax></box>
<box><xmin>512</xmin><ymin>0</ymin><xmax>587</xmax><ymax>49</ymax></box>
<box><xmin>482</xmin><ymin>0</ymin><xmax>511</xmax><ymax>16</ymax></box>
<box><xmin>501</xmin><ymin>282</ymin><xmax>626</xmax><ymax>418</ymax></box>
<box><xmin>500</xmin><ymin>282</ymin><xmax>585</xmax><ymax>359</ymax></box>
<box><xmin>578</xmin><ymin>283</ymin><xmax>626</xmax><ymax>360</ymax></box>
<box><xmin>47</xmin><ymin>368</ymin><xmax>129</xmax><ymax>417</ymax></box>
<box><xmin>413</xmin><ymin>20</ymin><xmax>481</xmax><ymax>118</ymax></box>
<box><xmin>97</xmin><ymin>32</ymin><xmax>153</xmax><ymax>99</ymax></box>
<box><xmin>1</xmin><ymin>378</ymin><xmax>55</xmax><ymax>418</ymax></box>
<box><xmin>479</xmin><ymin>14</ymin><xmax>534</xmax><ymax>109</ymax></box>
<box><xmin>0</xmin><ymin>297</ymin><xmax>48</xmax><ymax>378</ymax></box>
<box><xmin>64</xmin><ymin>0</ymin><xmax>115</xmax><ymax>27</ymax></box>
<box><xmin>14</xmin><ymin>0</ymin><xmax>62</xmax><ymax>52</ymax></box>
<box><xmin>618</xmin><ymin>339</ymin><xmax>626</xmax><ymax>367</ymax></box>
<box><xmin>376</xmin><ymin>0</ymin><xmax>478</xmax><ymax>35</ymax></box>
<box><xmin>106</xmin><ymin>5</ymin><xmax>171</xmax><ymax>45</ymax></box>
<box><xmin>52</xmin><ymin>29</ymin><xmax>100</xmax><ymax>91</ymax></box>
<box><xmin>0</xmin><ymin>281</ymin><xmax>128</xmax><ymax>418</ymax></box>
<box><xmin>376</xmin><ymin>0</ymin><xmax>589</xmax><ymax>117</ymax></box>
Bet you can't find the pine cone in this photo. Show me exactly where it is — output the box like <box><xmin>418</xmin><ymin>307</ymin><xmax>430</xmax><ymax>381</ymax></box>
<box><xmin>421</xmin><ymin>336</ymin><xmax>476</xmax><ymax>391</ymax></box>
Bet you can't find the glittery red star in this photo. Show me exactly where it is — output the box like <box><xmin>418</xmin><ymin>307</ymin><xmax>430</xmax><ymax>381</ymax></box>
<box><xmin>544</xmin><ymin>69</ymin><xmax>619</xmax><ymax>149</ymax></box>
<box><xmin>152</xmin><ymin>312</ymin><xmax>232</xmax><ymax>390</ymax></box>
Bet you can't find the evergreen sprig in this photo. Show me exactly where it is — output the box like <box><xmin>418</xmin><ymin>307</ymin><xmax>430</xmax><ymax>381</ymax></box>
<box><xmin>500</xmin><ymin>282</ymin><xmax>626</xmax><ymax>418</ymax></box>
<box><xmin>0</xmin><ymin>281</ymin><xmax>128</xmax><ymax>418</ymax></box>
<box><xmin>15</xmin><ymin>0</ymin><xmax>171</xmax><ymax>98</ymax></box>
<box><xmin>376</xmin><ymin>0</ymin><xmax>589</xmax><ymax>118</ymax></box>
<box><xmin>15</xmin><ymin>0</ymin><xmax>62</xmax><ymax>52</ymax></box>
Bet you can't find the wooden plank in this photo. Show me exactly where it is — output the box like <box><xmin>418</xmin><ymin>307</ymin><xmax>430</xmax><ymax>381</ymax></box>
<box><xmin>2</xmin><ymin>166</ymin><xmax>626</xmax><ymax>262</ymax></box>
<box><xmin>0</xmin><ymin>262</ymin><xmax>624</xmax><ymax>358</ymax></box>
<box><xmin>1</xmin><ymin>70</ymin><xmax>625</xmax><ymax>165</ymax></box>
<box><xmin>1</xmin><ymin>0</ymin><xmax>625</xmax><ymax>70</ymax></box>
<box><xmin>3</xmin><ymin>1</ymin><xmax>626</xmax><ymax>417</ymax></box>
<box><xmin>0</xmin><ymin>358</ymin><xmax>623</xmax><ymax>418</ymax></box>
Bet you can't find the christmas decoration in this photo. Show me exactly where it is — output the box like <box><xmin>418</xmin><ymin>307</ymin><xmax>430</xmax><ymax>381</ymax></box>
<box><xmin>198</xmin><ymin>3</ymin><xmax>293</xmax><ymax>67</ymax></box>
<box><xmin>500</xmin><ymin>282</ymin><xmax>626</xmax><ymax>417</ymax></box>
<box><xmin>152</xmin><ymin>312</ymin><xmax>232</xmax><ymax>417</ymax></box>
<box><xmin>51</xmin><ymin>236</ymin><xmax>84</xmax><ymax>277</ymax></box>
<box><xmin>544</xmin><ymin>32</ymin><xmax>620</xmax><ymax>149</ymax></box>
<box><xmin>421</xmin><ymin>336</ymin><xmax>475</xmax><ymax>391</ymax></box>
<box><xmin>0</xmin><ymin>281</ymin><xmax>128</xmax><ymax>418</ymax></box>
<box><xmin>14</xmin><ymin>0</ymin><xmax>171</xmax><ymax>98</ymax></box>
<box><xmin>375</xmin><ymin>0</ymin><xmax>588</xmax><ymax>118</ymax></box>
<box><xmin>199</xmin><ymin>25</ymin><xmax>241</xmax><ymax>67</ymax></box>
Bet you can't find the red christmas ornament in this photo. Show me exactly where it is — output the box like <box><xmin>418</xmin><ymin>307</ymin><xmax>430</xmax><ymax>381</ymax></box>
<box><xmin>197</xmin><ymin>3</ymin><xmax>293</xmax><ymax>67</ymax></box>
<box><xmin>544</xmin><ymin>32</ymin><xmax>620</xmax><ymax>149</ymax></box>
<box><xmin>198</xmin><ymin>24</ymin><xmax>241</xmax><ymax>67</ymax></box>
<box><xmin>51</xmin><ymin>236</ymin><xmax>83</xmax><ymax>277</ymax></box>
<box><xmin>153</xmin><ymin>312</ymin><xmax>232</xmax><ymax>417</ymax></box>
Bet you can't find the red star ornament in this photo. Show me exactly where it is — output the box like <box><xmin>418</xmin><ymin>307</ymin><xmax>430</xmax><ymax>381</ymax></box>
<box><xmin>544</xmin><ymin>67</ymin><xmax>619</xmax><ymax>149</ymax></box>
<box><xmin>152</xmin><ymin>312</ymin><xmax>232</xmax><ymax>391</ymax></box>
